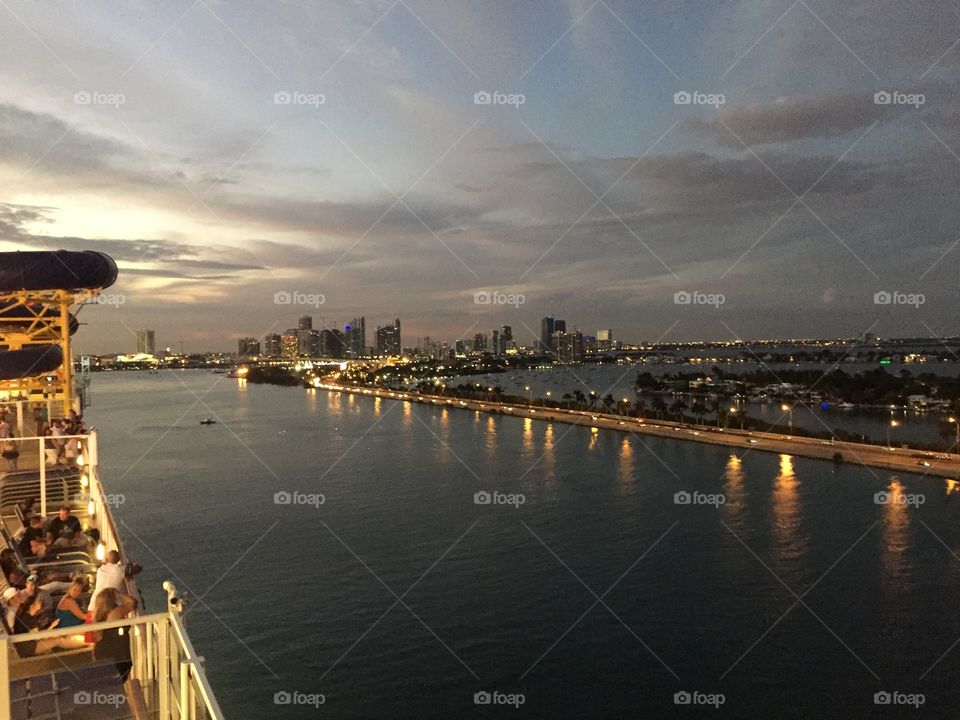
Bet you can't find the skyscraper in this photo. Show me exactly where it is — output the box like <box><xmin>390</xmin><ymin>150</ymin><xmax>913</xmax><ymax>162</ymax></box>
<box><xmin>298</xmin><ymin>315</ymin><xmax>312</xmax><ymax>330</ymax></box>
<box><xmin>490</xmin><ymin>329</ymin><xmax>499</xmax><ymax>357</ymax></box>
<box><xmin>264</xmin><ymin>333</ymin><xmax>281</xmax><ymax>357</ymax></box>
<box><xmin>238</xmin><ymin>337</ymin><xmax>260</xmax><ymax>358</ymax></box>
<box><xmin>135</xmin><ymin>329</ymin><xmax>156</xmax><ymax>355</ymax></box>
<box><xmin>321</xmin><ymin>329</ymin><xmax>343</xmax><ymax>357</ymax></box>
<box><xmin>500</xmin><ymin>325</ymin><xmax>512</xmax><ymax>355</ymax></box>
<box><xmin>473</xmin><ymin>332</ymin><xmax>487</xmax><ymax>352</ymax></box>
<box><xmin>345</xmin><ymin>317</ymin><xmax>366</xmax><ymax>357</ymax></box>
<box><xmin>281</xmin><ymin>329</ymin><xmax>299</xmax><ymax>359</ymax></box>
<box><xmin>540</xmin><ymin>316</ymin><xmax>554</xmax><ymax>352</ymax></box>
<box><xmin>597</xmin><ymin>329</ymin><xmax>613</xmax><ymax>352</ymax></box>
<box><xmin>376</xmin><ymin>318</ymin><xmax>401</xmax><ymax>356</ymax></box>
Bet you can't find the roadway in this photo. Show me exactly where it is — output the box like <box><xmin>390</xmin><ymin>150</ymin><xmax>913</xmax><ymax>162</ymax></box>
<box><xmin>313</xmin><ymin>383</ymin><xmax>960</xmax><ymax>479</ymax></box>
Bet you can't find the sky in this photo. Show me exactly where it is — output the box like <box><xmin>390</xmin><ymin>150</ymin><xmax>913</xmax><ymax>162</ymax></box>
<box><xmin>1</xmin><ymin>0</ymin><xmax>959</xmax><ymax>353</ymax></box>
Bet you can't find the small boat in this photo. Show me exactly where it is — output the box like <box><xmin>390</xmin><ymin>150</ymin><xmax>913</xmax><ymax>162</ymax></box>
<box><xmin>200</xmin><ymin>417</ymin><xmax>217</xmax><ymax>425</ymax></box>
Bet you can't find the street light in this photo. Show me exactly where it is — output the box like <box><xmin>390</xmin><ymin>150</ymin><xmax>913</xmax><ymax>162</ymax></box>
<box><xmin>948</xmin><ymin>416</ymin><xmax>959</xmax><ymax>454</ymax></box>
<box><xmin>887</xmin><ymin>419</ymin><xmax>899</xmax><ymax>449</ymax></box>
<box><xmin>525</xmin><ymin>385</ymin><xmax>532</xmax><ymax>404</ymax></box>
<box><xmin>545</xmin><ymin>390</ymin><xmax>552</xmax><ymax>408</ymax></box>
<box><xmin>780</xmin><ymin>403</ymin><xmax>793</xmax><ymax>432</ymax></box>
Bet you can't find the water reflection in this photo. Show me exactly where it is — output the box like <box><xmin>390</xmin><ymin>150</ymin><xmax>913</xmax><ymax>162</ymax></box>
<box><xmin>946</xmin><ymin>478</ymin><xmax>959</xmax><ymax>496</ymax></box>
<box><xmin>722</xmin><ymin>454</ymin><xmax>745</xmax><ymax>529</ymax></box>
<box><xmin>328</xmin><ymin>392</ymin><xmax>343</xmax><ymax>415</ymax></box>
<box><xmin>402</xmin><ymin>400</ymin><xmax>412</xmax><ymax>427</ymax></box>
<box><xmin>522</xmin><ymin>418</ymin><xmax>534</xmax><ymax>456</ymax></box>
<box><xmin>588</xmin><ymin>426</ymin><xmax>599</xmax><ymax>450</ymax></box>
<box><xmin>541</xmin><ymin>424</ymin><xmax>556</xmax><ymax>481</ymax></box>
<box><xmin>373</xmin><ymin>396</ymin><xmax>382</xmax><ymax>417</ymax></box>
<box><xmin>617</xmin><ymin>435</ymin><xmax>634</xmax><ymax>488</ymax></box>
<box><xmin>772</xmin><ymin>454</ymin><xmax>806</xmax><ymax>561</ymax></box>
<box><xmin>485</xmin><ymin>416</ymin><xmax>497</xmax><ymax>456</ymax></box>
<box><xmin>880</xmin><ymin>477</ymin><xmax>910</xmax><ymax>590</ymax></box>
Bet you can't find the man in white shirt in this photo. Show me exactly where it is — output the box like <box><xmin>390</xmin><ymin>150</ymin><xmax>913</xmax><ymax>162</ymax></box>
<box><xmin>90</xmin><ymin>551</ymin><xmax>132</xmax><ymax>606</ymax></box>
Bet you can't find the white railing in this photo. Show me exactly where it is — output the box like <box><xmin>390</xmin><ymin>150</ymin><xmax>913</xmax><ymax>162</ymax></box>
<box><xmin>0</xmin><ymin>601</ymin><xmax>224</xmax><ymax>719</ymax></box>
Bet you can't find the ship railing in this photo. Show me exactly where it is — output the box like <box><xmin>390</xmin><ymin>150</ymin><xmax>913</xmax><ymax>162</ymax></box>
<box><xmin>0</xmin><ymin>600</ymin><xmax>225</xmax><ymax>719</ymax></box>
<box><xmin>0</xmin><ymin>428</ymin><xmax>125</xmax><ymax>562</ymax></box>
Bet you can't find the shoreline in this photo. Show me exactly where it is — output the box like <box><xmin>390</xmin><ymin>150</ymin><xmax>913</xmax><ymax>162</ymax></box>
<box><xmin>312</xmin><ymin>382</ymin><xmax>960</xmax><ymax>479</ymax></box>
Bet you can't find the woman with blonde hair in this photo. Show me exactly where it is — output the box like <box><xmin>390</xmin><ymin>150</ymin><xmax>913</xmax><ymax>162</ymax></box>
<box><xmin>92</xmin><ymin>587</ymin><xmax>137</xmax><ymax>681</ymax></box>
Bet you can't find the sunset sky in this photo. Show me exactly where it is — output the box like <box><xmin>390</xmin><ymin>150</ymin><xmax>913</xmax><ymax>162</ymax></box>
<box><xmin>1</xmin><ymin>1</ymin><xmax>958</xmax><ymax>352</ymax></box>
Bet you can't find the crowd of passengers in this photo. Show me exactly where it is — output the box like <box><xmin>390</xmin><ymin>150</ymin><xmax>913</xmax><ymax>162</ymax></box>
<box><xmin>0</xmin><ymin>406</ymin><xmax>88</xmax><ymax>471</ymax></box>
<box><xmin>0</xmin><ymin>503</ymin><xmax>143</xmax><ymax>681</ymax></box>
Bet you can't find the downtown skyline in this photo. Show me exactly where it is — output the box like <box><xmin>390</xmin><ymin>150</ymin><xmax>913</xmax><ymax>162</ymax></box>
<box><xmin>1</xmin><ymin>2</ymin><xmax>959</xmax><ymax>354</ymax></box>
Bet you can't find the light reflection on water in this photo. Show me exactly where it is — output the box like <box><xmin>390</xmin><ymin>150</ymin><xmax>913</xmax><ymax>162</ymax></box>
<box><xmin>772</xmin><ymin>454</ymin><xmax>804</xmax><ymax>561</ymax></box>
<box><xmin>881</xmin><ymin>477</ymin><xmax>910</xmax><ymax>591</ymax></box>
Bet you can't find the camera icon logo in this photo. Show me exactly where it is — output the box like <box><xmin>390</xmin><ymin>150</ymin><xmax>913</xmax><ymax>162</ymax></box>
<box><xmin>274</xmin><ymin>91</ymin><xmax>292</xmax><ymax>105</ymax></box>
<box><xmin>474</xmin><ymin>491</ymin><xmax>492</xmax><ymax>505</ymax></box>
<box><xmin>873</xmin><ymin>91</ymin><xmax>892</xmax><ymax>105</ymax></box>
<box><xmin>474</xmin><ymin>691</ymin><xmax>492</xmax><ymax>705</ymax></box>
<box><xmin>674</xmin><ymin>491</ymin><xmax>691</xmax><ymax>505</ymax></box>
<box><xmin>673</xmin><ymin>91</ymin><xmax>692</xmax><ymax>105</ymax></box>
<box><xmin>474</xmin><ymin>91</ymin><xmax>492</xmax><ymax>105</ymax></box>
<box><xmin>73</xmin><ymin>91</ymin><xmax>92</xmax><ymax>105</ymax></box>
<box><xmin>274</xmin><ymin>691</ymin><xmax>292</xmax><ymax>704</ymax></box>
<box><xmin>673</xmin><ymin>290</ymin><xmax>692</xmax><ymax>305</ymax></box>
<box><xmin>473</xmin><ymin>290</ymin><xmax>492</xmax><ymax>304</ymax></box>
<box><xmin>74</xmin><ymin>691</ymin><xmax>92</xmax><ymax>705</ymax></box>
<box><xmin>874</xmin><ymin>691</ymin><xmax>891</xmax><ymax>705</ymax></box>
<box><xmin>273</xmin><ymin>291</ymin><xmax>292</xmax><ymax>305</ymax></box>
<box><xmin>274</xmin><ymin>491</ymin><xmax>292</xmax><ymax>505</ymax></box>
<box><xmin>873</xmin><ymin>290</ymin><xmax>891</xmax><ymax>305</ymax></box>
<box><xmin>873</xmin><ymin>491</ymin><xmax>890</xmax><ymax>505</ymax></box>
<box><xmin>674</xmin><ymin>691</ymin><xmax>692</xmax><ymax>704</ymax></box>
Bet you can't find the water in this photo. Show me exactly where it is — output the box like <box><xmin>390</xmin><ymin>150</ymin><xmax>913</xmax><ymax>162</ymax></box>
<box><xmin>88</xmin><ymin>370</ymin><xmax>960</xmax><ymax>717</ymax></box>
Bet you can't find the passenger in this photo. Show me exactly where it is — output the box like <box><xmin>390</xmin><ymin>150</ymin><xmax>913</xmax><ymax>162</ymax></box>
<box><xmin>92</xmin><ymin>588</ymin><xmax>137</xmax><ymax>681</ymax></box>
<box><xmin>51</xmin><ymin>419</ymin><xmax>66</xmax><ymax>463</ymax></box>
<box><xmin>13</xmin><ymin>595</ymin><xmax>86</xmax><ymax>655</ymax></box>
<box><xmin>0</xmin><ymin>417</ymin><xmax>18</xmax><ymax>470</ymax></box>
<box><xmin>17</xmin><ymin>515</ymin><xmax>45</xmax><ymax>556</ymax></box>
<box><xmin>90</xmin><ymin>550</ymin><xmax>142</xmax><ymax>606</ymax></box>
<box><xmin>55</xmin><ymin>579</ymin><xmax>87</xmax><ymax>628</ymax></box>
<box><xmin>43</xmin><ymin>426</ymin><xmax>58</xmax><ymax>465</ymax></box>
<box><xmin>47</xmin><ymin>506</ymin><xmax>81</xmax><ymax>540</ymax></box>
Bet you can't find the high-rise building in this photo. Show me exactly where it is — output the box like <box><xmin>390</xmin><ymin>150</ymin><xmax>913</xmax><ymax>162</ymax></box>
<box><xmin>540</xmin><ymin>316</ymin><xmax>554</xmax><ymax>352</ymax></box>
<box><xmin>490</xmin><ymin>329</ymin><xmax>499</xmax><ymax>357</ymax></box>
<box><xmin>345</xmin><ymin>317</ymin><xmax>366</xmax><ymax>357</ymax></box>
<box><xmin>135</xmin><ymin>329</ymin><xmax>156</xmax><ymax>355</ymax></box>
<box><xmin>321</xmin><ymin>329</ymin><xmax>343</xmax><ymax>357</ymax></box>
<box><xmin>264</xmin><ymin>333</ymin><xmax>281</xmax><ymax>357</ymax></box>
<box><xmin>597</xmin><ymin>329</ymin><xmax>613</xmax><ymax>352</ymax></box>
<box><xmin>555</xmin><ymin>319</ymin><xmax>566</xmax><ymax>333</ymax></box>
<box><xmin>238</xmin><ymin>337</ymin><xmax>260</xmax><ymax>358</ymax></box>
<box><xmin>281</xmin><ymin>329</ymin><xmax>299</xmax><ymax>359</ymax></box>
<box><xmin>552</xmin><ymin>329</ymin><xmax>583</xmax><ymax>363</ymax></box>
<box><xmin>473</xmin><ymin>332</ymin><xmax>487</xmax><ymax>352</ymax></box>
<box><xmin>308</xmin><ymin>329</ymin><xmax>321</xmax><ymax>357</ymax></box>
<box><xmin>376</xmin><ymin>318</ymin><xmax>401</xmax><ymax>356</ymax></box>
<box><xmin>455</xmin><ymin>340</ymin><xmax>466</xmax><ymax>356</ymax></box>
<box><xmin>298</xmin><ymin>315</ymin><xmax>312</xmax><ymax>330</ymax></box>
<box><xmin>500</xmin><ymin>325</ymin><xmax>512</xmax><ymax>355</ymax></box>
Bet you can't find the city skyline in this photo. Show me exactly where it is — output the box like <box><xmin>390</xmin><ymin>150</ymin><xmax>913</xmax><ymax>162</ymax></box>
<box><xmin>2</xmin><ymin>2</ymin><xmax>959</xmax><ymax>354</ymax></box>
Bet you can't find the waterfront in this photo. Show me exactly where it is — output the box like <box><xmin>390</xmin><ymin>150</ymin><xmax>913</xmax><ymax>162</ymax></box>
<box><xmin>92</xmin><ymin>370</ymin><xmax>960</xmax><ymax>717</ymax></box>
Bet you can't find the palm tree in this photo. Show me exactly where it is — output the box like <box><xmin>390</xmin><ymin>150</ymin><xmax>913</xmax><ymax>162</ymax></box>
<box><xmin>573</xmin><ymin>390</ymin><xmax>586</xmax><ymax>409</ymax></box>
<box><xmin>651</xmin><ymin>396</ymin><xmax>667</xmax><ymax>420</ymax></box>
<box><xmin>633</xmin><ymin>399</ymin><xmax>646</xmax><ymax>419</ymax></box>
<box><xmin>670</xmin><ymin>397</ymin><xmax>688</xmax><ymax>422</ymax></box>
<box><xmin>562</xmin><ymin>393</ymin><xmax>573</xmax><ymax>409</ymax></box>
<box><xmin>602</xmin><ymin>393</ymin><xmax>615</xmax><ymax>412</ymax></box>
<box><xmin>691</xmin><ymin>400</ymin><xmax>707</xmax><ymax>426</ymax></box>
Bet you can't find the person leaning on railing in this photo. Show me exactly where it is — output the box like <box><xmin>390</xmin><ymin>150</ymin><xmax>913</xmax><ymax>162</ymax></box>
<box><xmin>92</xmin><ymin>587</ymin><xmax>137</xmax><ymax>681</ymax></box>
<box><xmin>90</xmin><ymin>550</ymin><xmax>142</xmax><ymax>607</ymax></box>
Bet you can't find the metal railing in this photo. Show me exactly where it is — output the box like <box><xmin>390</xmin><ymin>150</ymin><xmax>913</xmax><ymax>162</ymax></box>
<box><xmin>0</xmin><ymin>599</ymin><xmax>224</xmax><ymax>719</ymax></box>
